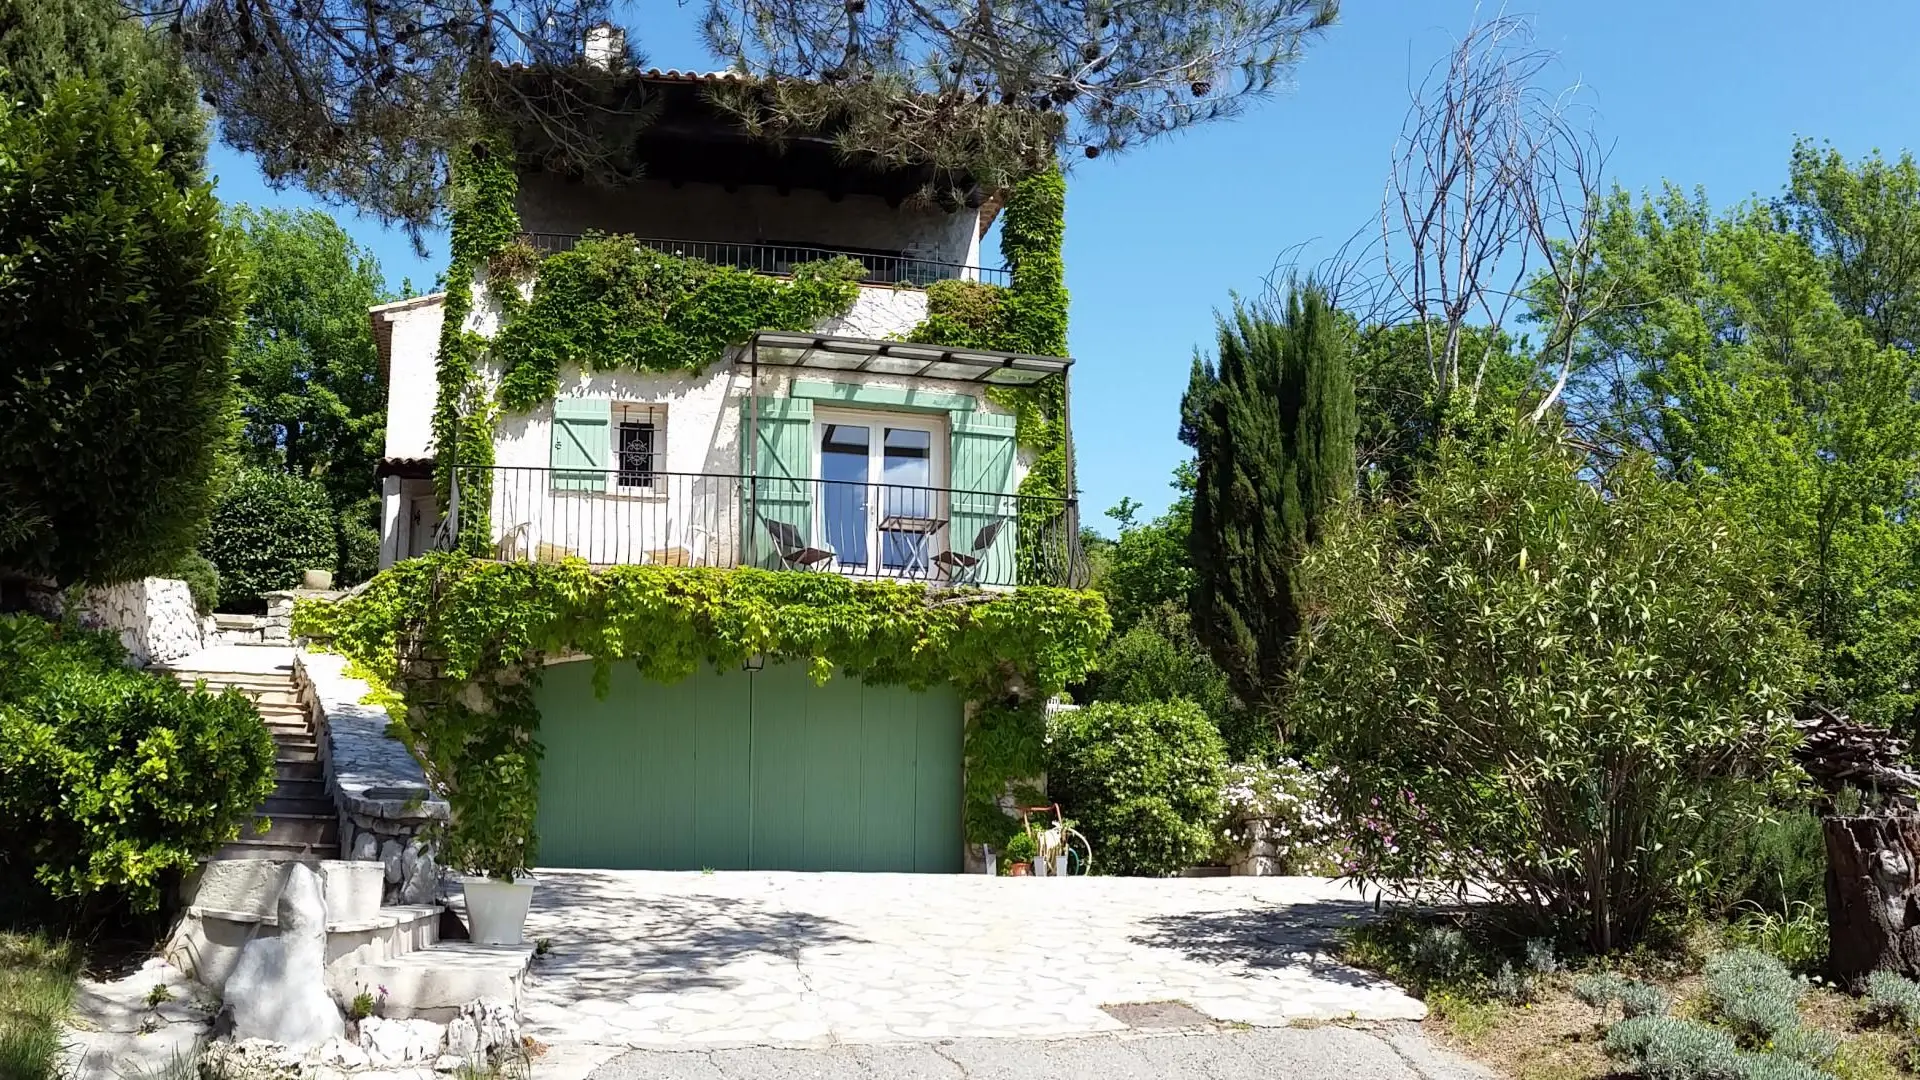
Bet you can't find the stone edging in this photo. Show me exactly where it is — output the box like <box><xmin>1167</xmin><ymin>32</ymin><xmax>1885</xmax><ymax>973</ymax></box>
<box><xmin>295</xmin><ymin>650</ymin><xmax>448</xmax><ymax>823</ymax></box>
<box><xmin>296</xmin><ymin>649</ymin><xmax>447</xmax><ymax>905</ymax></box>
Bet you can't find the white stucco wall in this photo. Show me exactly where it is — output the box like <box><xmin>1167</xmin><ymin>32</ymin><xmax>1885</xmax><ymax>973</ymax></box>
<box><xmin>376</xmin><ymin>268</ymin><xmax>1042</xmax><ymax>579</ymax></box>
<box><xmin>378</xmin><ymin>300</ymin><xmax>446</xmax><ymax>461</ymax></box>
<box><xmin>517</xmin><ymin>174</ymin><xmax>983</xmax><ymax>271</ymax></box>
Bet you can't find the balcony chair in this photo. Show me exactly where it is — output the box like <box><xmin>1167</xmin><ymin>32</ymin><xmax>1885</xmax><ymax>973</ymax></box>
<box><xmin>759</xmin><ymin>516</ymin><xmax>836</xmax><ymax>571</ymax></box>
<box><xmin>931</xmin><ymin>517</ymin><xmax>1009</xmax><ymax>586</ymax></box>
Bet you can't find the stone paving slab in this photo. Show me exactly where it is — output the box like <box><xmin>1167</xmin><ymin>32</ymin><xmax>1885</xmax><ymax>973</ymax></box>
<box><xmin>519</xmin><ymin>871</ymin><xmax>1423</xmax><ymax>1052</ymax></box>
<box><xmin>571</xmin><ymin>1026</ymin><xmax>1494</xmax><ymax>1080</ymax></box>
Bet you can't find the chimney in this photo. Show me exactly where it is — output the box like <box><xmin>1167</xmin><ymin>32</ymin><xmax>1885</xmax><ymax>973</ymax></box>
<box><xmin>585</xmin><ymin>23</ymin><xmax>625</xmax><ymax>70</ymax></box>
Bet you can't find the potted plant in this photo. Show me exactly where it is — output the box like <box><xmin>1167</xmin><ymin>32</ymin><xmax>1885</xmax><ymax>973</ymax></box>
<box><xmin>1002</xmin><ymin>829</ymin><xmax>1037</xmax><ymax>877</ymax></box>
<box><xmin>447</xmin><ymin>753</ymin><xmax>540</xmax><ymax>946</ymax></box>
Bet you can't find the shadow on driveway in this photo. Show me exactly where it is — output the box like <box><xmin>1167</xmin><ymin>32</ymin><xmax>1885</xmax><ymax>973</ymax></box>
<box><xmin>524</xmin><ymin>870</ymin><xmax>866</xmax><ymax>995</ymax></box>
<box><xmin>1129</xmin><ymin>898</ymin><xmax>1397</xmax><ymax>990</ymax></box>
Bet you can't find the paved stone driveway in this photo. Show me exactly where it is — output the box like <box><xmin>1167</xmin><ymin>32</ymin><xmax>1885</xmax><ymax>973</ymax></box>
<box><xmin>517</xmin><ymin>871</ymin><xmax>1423</xmax><ymax>1052</ymax></box>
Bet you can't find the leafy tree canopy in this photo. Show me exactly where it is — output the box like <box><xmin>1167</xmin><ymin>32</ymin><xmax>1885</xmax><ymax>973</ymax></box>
<box><xmin>1180</xmin><ymin>285</ymin><xmax>1356</xmax><ymax>714</ymax></box>
<box><xmin>1543</xmin><ymin>150</ymin><xmax>1920</xmax><ymax>733</ymax></box>
<box><xmin>140</xmin><ymin>0</ymin><xmax>1337</xmax><ymax>231</ymax></box>
<box><xmin>226</xmin><ymin>206</ymin><xmax>392</xmax><ymax>579</ymax></box>
<box><xmin>1289</xmin><ymin>435</ymin><xmax>1810</xmax><ymax>951</ymax></box>
<box><xmin>0</xmin><ymin>78</ymin><xmax>246</xmax><ymax>586</ymax></box>
<box><xmin>1</xmin><ymin>0</ymin><xmax>204</xmax><ymax>177</ymax></box>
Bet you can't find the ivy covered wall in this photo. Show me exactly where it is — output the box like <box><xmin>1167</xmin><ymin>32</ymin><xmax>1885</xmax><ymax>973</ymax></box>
<box><xmin>402</xmin><ymin>150</ymin><xmax>1084</xmax><ymax>866</ymax></box>
<box><xmin>296</xmin><ymin>555</ymin><xmax>1108</xmax><ymax>875</ymax></box>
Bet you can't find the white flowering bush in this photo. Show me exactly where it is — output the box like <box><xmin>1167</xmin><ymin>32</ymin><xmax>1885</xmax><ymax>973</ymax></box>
<box><xmin>1217</xmin><ymin>759</ymin><xmax>1341</xmax><ymax>875</ymax></box>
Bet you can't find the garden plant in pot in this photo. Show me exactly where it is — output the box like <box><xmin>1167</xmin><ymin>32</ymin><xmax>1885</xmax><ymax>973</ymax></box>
<box><xmin>1002</xmin><ymin>829</ymin><xmax>1037</xmax><ymax>876</ymax></box>
<box><xmin>445</xmin><ymin>743</ymin><xmax>540</xmax><ymax>946</ymax></box>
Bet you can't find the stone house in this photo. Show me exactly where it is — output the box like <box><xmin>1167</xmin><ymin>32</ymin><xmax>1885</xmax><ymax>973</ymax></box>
<box><xmin>368</xmin><ymin>67</ymin><xmax>1082</xmax><ymax>876</ymax></box>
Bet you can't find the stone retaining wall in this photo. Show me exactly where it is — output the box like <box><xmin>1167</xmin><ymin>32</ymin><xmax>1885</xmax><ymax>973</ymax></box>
<box><xmin>296</xmin><ymin>650</ymin><xmax>449</xmax><ymax>905</ymax></box>
<box><xmin>57</xmin><ymin>577</ymin><xmax>204</xmax><ymax>666</ymax></box>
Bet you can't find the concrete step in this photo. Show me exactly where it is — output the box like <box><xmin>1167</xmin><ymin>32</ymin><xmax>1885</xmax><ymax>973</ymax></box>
<box><xmin>343</xmin><ymin>943</ymin><xmax>535</xmax><ymax>1022</ymax></box>
<box><xmin>272</xmin><ymin>735</ymin><xmax>318</xmax><ymax>752</ymax></box>
<box><xmin>251</xmin><ymin>814</ymin><xmax>337</xmax><ymax>846</ymax></box>
<box><xmin>171</xmin><ymin>673</ymin><xmax>296</xmax><ymax>692</ymax></box>
<box><xmin>262</xmin><ymin>795</ymin><xmax>336</xmax><ymax>817</ymax></box>
<box><xmin>275</xmin><ymin>759</ymin><xmax>323</xmax><ymax>781</ymax></box>
<box><xmin>276</xmin><ymin>747</ymin><xmax>320</xmax><ymax>764</ymax></box>
<box><xmin>174</xmin><ymin>898</ymin><xmax>441</xmax><ymax>993</ymax></box>
<box><xmin>214</xmin><ymin>838</ymin><xmax>340</xmax><ymax>861</ymax></box>
<box><xmin>273</xmin><ymin>779</ymin><xmax>329</xmax><ymax>802</ymax></box>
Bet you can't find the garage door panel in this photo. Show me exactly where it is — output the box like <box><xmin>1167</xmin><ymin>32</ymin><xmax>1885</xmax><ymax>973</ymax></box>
<box><xmin>537</xmin><ymin>657</ymin><xmax>961</xmax><ymax>872</ymax></box>
<box><xmin>913</xmin><ymin>692</ymin><xmax>963</xmax><ymax>873</ymax></box>
<box><xmin>694</xmin><ymin>671</ymin><xmax>753</xmax><ymax>870</ymax></box>
<box><xmin>861</xmin><ymin>682</ymin><xmax>917</xmax><ymax>871</ymax></box>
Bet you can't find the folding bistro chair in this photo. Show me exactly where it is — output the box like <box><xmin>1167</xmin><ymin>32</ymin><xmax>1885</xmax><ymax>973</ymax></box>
<box><xmin>760</xmin><ymin>516</ymin><xmax>836</xmax><ymax>571</ymax></box>
<box><xmin>932</xmin><ymin>517</ymin><xmax>1009</xmax><ymax>586</ymax></box>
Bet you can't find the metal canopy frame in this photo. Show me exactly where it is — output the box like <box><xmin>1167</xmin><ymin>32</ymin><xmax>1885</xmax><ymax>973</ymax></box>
<box><xmin>744</xmin><ymin>331</ymin><xmax>1078</xmax><ymax>581</ymax></box>
<box><xmin>748</xmin><ymin>331</ymin><xmax>1072</xmax><ymax>386</ymax></box>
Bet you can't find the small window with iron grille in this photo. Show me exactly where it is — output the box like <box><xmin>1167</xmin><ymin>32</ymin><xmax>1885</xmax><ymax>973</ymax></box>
<box><xmin>615</xmin><ymin>403</ymin><xmax>662</xmax><ymax>491</ymax></box>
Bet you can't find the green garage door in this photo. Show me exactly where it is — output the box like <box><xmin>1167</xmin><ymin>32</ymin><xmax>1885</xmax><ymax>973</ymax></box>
<box><xmin>534</xmin><ymin>659</ymin><xmax>963</xmax><ymax>872</ymax></box>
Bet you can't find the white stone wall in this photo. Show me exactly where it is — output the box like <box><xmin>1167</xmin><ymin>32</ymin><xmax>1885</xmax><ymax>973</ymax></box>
<box><xmin>379</xmin><ymin>301</ymin><xmax>447</xmax><ymax>462</ymax></box>
<box><xmin>73</xmin><ymin>577</ymin><xmax>203</xmax><ymax>666</ymax></box>
<box><xmin>516</xmin><ymin>174</ymin><xmax>983</xmax><ymax>270</ymax></box>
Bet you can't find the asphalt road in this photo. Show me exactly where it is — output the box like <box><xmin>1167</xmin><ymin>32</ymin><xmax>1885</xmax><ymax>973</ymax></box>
<box><xmin>573</xmin><ymin>1024</ymin><xmax>1495</xmax><ymax>1080</ymax></box>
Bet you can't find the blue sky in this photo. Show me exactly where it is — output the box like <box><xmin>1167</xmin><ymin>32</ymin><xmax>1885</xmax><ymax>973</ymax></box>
<box><xmin>206</xmin><ymin>0</ymin><xmax>1920</xmax><ymax>524</ymax></box>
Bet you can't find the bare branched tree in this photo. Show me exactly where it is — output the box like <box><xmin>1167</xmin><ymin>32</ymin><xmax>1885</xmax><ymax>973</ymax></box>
<box><xmin>127</xmin><ymin>0</ymin><xmax>634</xmax><ymax>237</ymax></box>
<box><xmin>1375</xmin><ymin>12</ymin><xmax>1612</xmax><ymax>420</ymax></box>
<box><xmin>703</xmin><ymin>0</ymin><xmax>1340</xmax><ymax>183</ymax></box>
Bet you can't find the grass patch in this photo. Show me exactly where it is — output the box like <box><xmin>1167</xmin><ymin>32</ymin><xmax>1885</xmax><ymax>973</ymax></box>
<box><xmin>0</xmin><ymin>932</ymin><xmax>80</xmax><ymax>1080</ymax></box>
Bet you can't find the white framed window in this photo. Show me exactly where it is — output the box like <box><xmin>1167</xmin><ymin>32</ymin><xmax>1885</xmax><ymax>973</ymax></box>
<box><xmin>809</xmin><ymin>408</ymin><xmax>948</xmax><ymax>577</ymax></box>
<box><xmin>615</xmin><ymin>403</ymin><xmax>664</xmax><ymax>492</ymax></box>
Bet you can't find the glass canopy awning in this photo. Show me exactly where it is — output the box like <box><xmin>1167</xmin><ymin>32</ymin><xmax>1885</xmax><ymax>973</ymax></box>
<box><xmin>748</xmin><ymin>331</ymin><xmax>1072</xmax><ymax>386</ymax></box>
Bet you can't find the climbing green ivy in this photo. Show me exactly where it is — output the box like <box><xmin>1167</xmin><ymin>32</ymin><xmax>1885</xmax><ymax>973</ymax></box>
<box><xmin>493</xmin><ymin>238</ymin><xmax>864</xmax><ymax>411</ymax></box>
<box><xmin>432</xmin><ymin>143</ymin><xmax>521</xmax><ymax>553</ymax></box>
<box><xmin>909</xmin><ymin>168</ymin><xmax>1073</xmax><ymax>579</ymax></box>
<box><xmin>295</xmin><ymin>554</ymin><xmax>1109</xmax><ymax>874</ymax></box>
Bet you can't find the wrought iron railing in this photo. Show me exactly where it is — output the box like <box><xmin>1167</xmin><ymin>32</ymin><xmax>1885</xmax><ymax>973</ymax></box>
<box><xmin>520</xmin><ymin>232</ymin><xmax>1011</xmax><ymax>288</ymax></box>
<box><xmin>447</xmin><ymin>465</ymin><xmax>1083</xmax><ymax>588</ymax></box>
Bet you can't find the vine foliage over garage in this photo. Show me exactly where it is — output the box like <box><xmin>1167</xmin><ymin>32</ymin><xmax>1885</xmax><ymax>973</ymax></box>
<box><xmin>295</xmin><ymin>555</ymin><xmax>1109</xmax><ymax>877</ymax></box>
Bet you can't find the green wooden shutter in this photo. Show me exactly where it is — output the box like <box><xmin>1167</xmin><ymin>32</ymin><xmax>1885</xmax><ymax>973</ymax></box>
<box><xmin>551</xmin><ymin>398</ymin><xmax>612</xmax><ymax>492</ymax></box>
<box><xmin>741</xmin><ymin>397</ymin><xmax>814</xmax><ymax>567</ymax></box>
<box><xmin>949</xmin><ymin>411</ymin><xmax>1017</xmax><ymax>585</ymax></box>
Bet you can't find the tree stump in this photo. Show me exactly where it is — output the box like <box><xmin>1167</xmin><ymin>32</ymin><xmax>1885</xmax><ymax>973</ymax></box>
<box><xmin>1825</xmin><ymin>814</ymin><xmax>1920</xmax><ymax>988</ymax></box>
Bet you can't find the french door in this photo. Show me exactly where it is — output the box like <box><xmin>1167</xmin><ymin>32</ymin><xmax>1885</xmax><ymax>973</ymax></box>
<box><xmin>813</xmin><ymin>410</ymin><xmax>946</xmax><ymax>578</ymax></box>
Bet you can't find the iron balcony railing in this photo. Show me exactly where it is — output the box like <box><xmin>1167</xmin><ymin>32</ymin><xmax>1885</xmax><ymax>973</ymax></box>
<box><xmin>521</xmin><ymin>232</ymin><xmax>1011</xmax><ymax>289</ymax></box>
<box><xmin>448</xmin><ymin>464</ymin><xmax>1084</xmax><ymax>588</ymax></box>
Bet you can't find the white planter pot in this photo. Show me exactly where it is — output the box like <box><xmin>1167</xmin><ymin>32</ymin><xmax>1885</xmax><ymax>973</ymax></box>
<box><xmin>463</xmin><ymin>877</ymin><xmax>535</xmax><ymax>945</ymax></box>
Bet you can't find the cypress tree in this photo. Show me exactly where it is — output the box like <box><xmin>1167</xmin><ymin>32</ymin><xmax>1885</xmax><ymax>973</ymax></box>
<box><xmin>1180</xmin><ymin>284</ymin><xmax>1356</xmax><ymax>717</ymax></box>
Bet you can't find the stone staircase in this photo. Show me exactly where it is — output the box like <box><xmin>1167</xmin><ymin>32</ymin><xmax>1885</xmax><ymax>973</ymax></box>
<box><xmin>165</xmin><ymin>657</ymin><xmax>340</xmax><ymax>860</ymax></box>
<box><xmin>159</xmin><ymin>645</ymin><xmax>536</xmax><ymax>1022</ymax></box>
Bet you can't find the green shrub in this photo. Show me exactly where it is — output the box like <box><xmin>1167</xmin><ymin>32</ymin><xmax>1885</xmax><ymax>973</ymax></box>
<box><xmin>1047</xmin><ymin>700</ymin><xmax>1227</xmax><ymax>876</ymax></box>
<box><xmin>1864</xmin><ymin>970</ymin><xmax>1920</xmax><ymax>1029</ymax></box>
<box><xmin>1604</xmin><ymin>1014</ymin><xmax>1745</xmax><ymax>1079</ymax></box>
<box><xmin>168</xmin><ymin>553</ymin><xmax>220</xmax><ymax>616</ymax></box>
<box><xmin>1622</xmin><ymin>981</ymin><xmax>1672</xmax><ymax>1019</ymax></box>
<box><xmin>1766</xmin><ymin>1026</ymin><xmax>1838</xmax><ymax>1067</ymax></box>
<box><xmin>1492</xmin><ymin>961</ymin><xmax>1534</xmax><ymax>1005</ymax></box>
<box><xmin>1288</xmin><ymin>437</ymin><xmax>1810</xmax><ymax>951</ymax></box>
<box><xmin>1717</xmin><ymin>810</ymin><xmax>1828</xmax><ymax>916</ymax></box>
<box><xmin>202</xmin><ymin>467</ymin><xmax>335</xmax><ymax>609</ymax></box>
<box><xmin>1727</xmin><ymin>900</ymin><xmax>1828</xmax><ymax>976</ymax></box>
<box><xmin>1704</xmin><ymin>949</ymin><xmax>1804</xmax><ymax>1044</ymax></box>
<box><xmin>0</xmin><ymin>615</ymin><xmax>276</xmax><ymax>910</ymax></box>
<box><xmin>0</xmin><ymin>78</ymin><xmax>246</xmax><ymax>587</ymax></box>
<box><xmin>1575</xmin><ymin>972</ymin><xmax>1669</xmax><ymax>1019</ymax></box>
